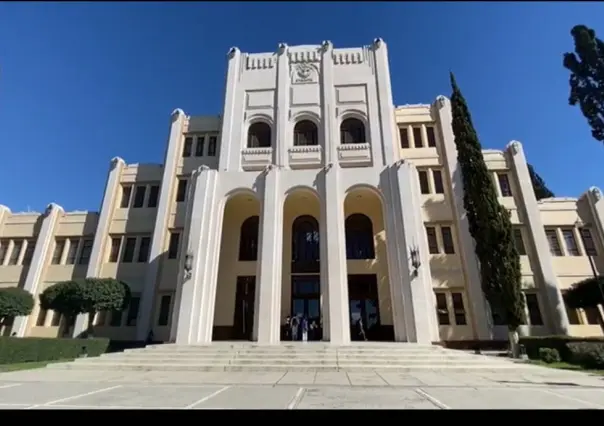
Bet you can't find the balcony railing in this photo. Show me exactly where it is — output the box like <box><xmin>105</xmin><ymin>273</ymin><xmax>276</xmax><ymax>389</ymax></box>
<box><xmin>288</xmin><ymin>145</ymin><xmax>322</xmax><ymax>169</ymax></box>
<box><xmin>241</xmin><ymin>147</ymin><xmax>272</xmax><ymax>171</ymax></box>
<box><xmin>337</xmin><ymin>142</ymin><xmax>371</xmax><ymax>166</ymax></box>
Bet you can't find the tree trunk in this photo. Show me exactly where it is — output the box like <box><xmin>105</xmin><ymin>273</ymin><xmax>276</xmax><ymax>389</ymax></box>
<box><xmin>508</xmin><ymin>329</ymin><xmax>520</xmax><ymax>358</ymax></box>
<box><xmin>86</xmin><ymin>311</ymin><xmax>95</xmax><ymax>338</ymax></box>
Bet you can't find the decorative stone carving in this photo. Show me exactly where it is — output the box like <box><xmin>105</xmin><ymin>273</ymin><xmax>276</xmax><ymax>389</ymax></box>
<box><xmin>590</xmin><ymin>187</ymin><xmax>602</xmax><ymax>201</ymax></box>
<box><xmin>436</xmin><ymin>95</ymin><xmax>447</xmax><ymax>108</ymax></box>
<box><xmin>292</xmin><ymin>63</ymin><xmax>316</xmax><ymax>84</ymax></box>
<box><xmin>227</xmin><ymin>46</ymin><xmax>239</xmax><ymax>59</ymax></box>
<box><xmin>373</xmin><ymin>38</ymin><xmax>383</xmax><ymax>48</ymax></box>
<box><xmin>110</xmin><ymin>157</ymin><xmax>124</xmax><ymax>170</ymax></box>
<box><xmin>321</xmin><ymin>40</ymin><xmax>332</xmax><ymax>51</ymax></box>
<box><xmin>171</xmin><ymin>108</ymin><xmax>185</xmax><ymax>123</ymax></box>
<box><xmin>278</xmin><ymin>43</ymin><xmax>288</xmax><ymax>54</ymax></box>
<box><xmin>44</xmin><ymin>203</ymin><xmax>55</xmax><ymax>217</ymax></box>
<box><xmin>508</xmin><ymin>140</ymin><xmax>522</xmax><ymax>155</ymax></box>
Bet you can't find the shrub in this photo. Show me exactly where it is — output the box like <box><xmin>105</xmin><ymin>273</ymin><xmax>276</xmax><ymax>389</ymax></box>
<box><xmin>538</xmin><ymin>347</ymin><xmax>561</xmax><ymax>363</ymax></box>
<box><xmin>567</xmin><ymin>342</ymin><xmax>604</xmax><ymax>369</ymax></box>
<box><xmin>0</xmin><ymin>288</ymin><xmax>34</xmax><ymax>326</ymax></box>
<box><xmin>0</xmin><ymin>337</ymin><xmax>109</xmax><ymax>364</ymax></box>
<box><xmin>520</xmin><ymin>335</ymin><xmax>604</xmax><ymax>362</ymax></box>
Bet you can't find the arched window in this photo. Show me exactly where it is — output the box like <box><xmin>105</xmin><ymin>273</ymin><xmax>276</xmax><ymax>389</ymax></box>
<box><xmin>294</xmin><ymin>120</ymin><xmax>318</xmax><ymax>146</ymax></box>
<box><xmin>247</xmin><ymin>122</ymin><xmax>271</xmax><ymax>148</ymax></box>
<box><xmin>238</xmin><ymin>216</ymin><xmax>259</xmax><ymax>261</ymax></box>
<box><xmin>345</xmin><ymin>214</ymin><xmax>375</xmax><ymax>259</ymax></box>
<box><xmin>340</xmin><ymin>118</ymin><xmax>365</xmax><ymax>144</ymax></box>
<box><xmin>292</xmin><ymin>215</ymin><xmax>320</xmax><ymax>273</ymax></box>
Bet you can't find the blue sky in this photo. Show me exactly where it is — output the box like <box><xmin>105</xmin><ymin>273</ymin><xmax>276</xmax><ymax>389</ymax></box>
<box><xmin>0</xmin><ymin>2</ymin><xmax>603</xmax><ymax>212</ymax></box>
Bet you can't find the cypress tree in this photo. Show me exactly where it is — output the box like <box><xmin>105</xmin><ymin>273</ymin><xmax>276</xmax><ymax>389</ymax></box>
<box><xmin>563</xmin><ymin>25</ymin><xmax>604</xmax><ymax>143</ymax></box>
<box><xmin>449</xmin><ymin>73</ymin><xmax>526</xmax><ymax>355</ymax></box>
<box><xmin>527</xmin><ymin>164</ymin><xmax>555</xmax><ymax>200</ymax></box>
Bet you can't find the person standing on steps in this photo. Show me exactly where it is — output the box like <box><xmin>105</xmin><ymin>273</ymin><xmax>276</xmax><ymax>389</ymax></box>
<box><xmin>290</xmin><ymin>315</ymin><xmax>299</xmax><ymax>341</ymax></box>
<box><xmin>284</xmin><ymin>315</ymin><xmax>291</xmax><ymax>340</ymax></box>
<box><xmin>301</xmin><ymin>315</ymin><xmax>309</xmax><ymax>342</ymax></box>
<box><xmin>357</xmin><ymin>317</ymin><xmax>368</xmax><ymax>342</ymax></box>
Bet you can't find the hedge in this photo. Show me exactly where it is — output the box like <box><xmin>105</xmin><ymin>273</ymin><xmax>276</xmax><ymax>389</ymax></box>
<box><xmin>0</xmin><ymin>337</ymin><xmax>110</xmax><ymax>364</ymax></box>
<box><xmin>520</xmin><ymin>335</ymin><xmax>604</xmax><ymax>364</ymax></box>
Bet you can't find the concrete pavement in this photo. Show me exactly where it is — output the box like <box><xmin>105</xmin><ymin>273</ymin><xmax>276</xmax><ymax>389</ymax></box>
<box><xmin>0</xmin><ymin>365</ymin><xmax>603</xmax><ymax>409</ymax></box>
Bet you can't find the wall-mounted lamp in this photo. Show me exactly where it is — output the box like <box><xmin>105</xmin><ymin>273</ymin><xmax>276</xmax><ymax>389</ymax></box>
<box><xmin>183</xmin><ymin>251</ymin><xmax>194</xmax><ymax>281</ymax></box>
<box><xmin>410</xmin><ymin>247</ymin><xmax>421</xmax><ymax>276</ymax></box>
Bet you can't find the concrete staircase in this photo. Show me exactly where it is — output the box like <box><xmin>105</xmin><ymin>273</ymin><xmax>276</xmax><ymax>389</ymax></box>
<box><xmin>46</xmin><ymin>342</ymin><xmax>532</xmax><ymax>373</ymax></box>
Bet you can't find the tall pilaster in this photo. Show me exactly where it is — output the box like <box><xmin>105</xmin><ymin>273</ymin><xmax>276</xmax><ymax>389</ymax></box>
<box><xmin>173</xmin><ymin>167</ymin><xmax>220</xmax><ymax>344</ymax></box>
<box><xmin>506</xmin><ymin>141</ymin><xmax>570</xmax><ymax>334</ymax></box>
<box><xmin>434</xmin><ymin>95</ymin><xmax>491</xmax><ymax>340</ymax></box>
<box><xmin>320</xmin><ymin>41</ymin><xmax>337</xmax><ymax>166</ymax></box>
<box><xmin>275</xmin><ymin>43</ymin><xmax>290</xmax><ymax>168</ymax></box>
<box><xmin>585</xmin><ymin>187</ymin><xmax>604</xmax><ymax>251</ymax></box>
<box><xmin>73</xmin><ymin>157</ymin><xmax>125</xmax><ymax>337</ymax></box>
<box><xmin>254</xmin><ymin>166</ymin><xmax>283</xmax><ymax>344</ymax></box>
<box><xmin>219</xmin><ymin>47</ymin><xmax>242</xmax><ymax>172</ymax></box>
<box><xmin>136</xmin><ymin>109</ymin><xmax>188</xmax><ymax>341</ymax></box>
<box><xmin>12</xmin><ymin>203</ymin><xmax>63</xmax><ymax>337</ymax></box>
<box><xmin>321</xmin><ymin>164</ymin><xmax>350</xmax><ymax>345</ymax></box>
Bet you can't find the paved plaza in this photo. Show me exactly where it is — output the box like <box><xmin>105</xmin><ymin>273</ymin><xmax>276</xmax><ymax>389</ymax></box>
<box><xmin>0</xmin><ymin>365</ymin><xmax>603</xmax><ymax>409</ymax></box>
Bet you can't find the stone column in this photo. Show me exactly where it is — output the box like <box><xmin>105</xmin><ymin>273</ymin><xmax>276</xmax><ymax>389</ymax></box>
<box><xmin>173</xmin><ymin>167</ymin><xmax>221</xmax><ymax>344</ymax></box>
<box><xmin>253</xmin><ymin>166</ymin><xmax>283</xmax><ymax>344</ymax></box>
<box><xmin>434</xmin><ymin>96</ymin><xmax>491</xmax><ymax>341</ymax></box>
<box><xmin>506</xmin><ymin>140</ymin><xmax>569</xmax><ymax>335</ymax></box>
<box><xmin>320</xmin><ymin>41</ymin><xmax>336</xmax><ymax>166</ymax></box>
<box><xmin>12</xmin><ymin>203</ymin><xmax>64</xmax><ymax>337</ymax></box>
<box><xmin>275</xmin><ymin>43</ymin><xmax>289</xmax><ymax>168</ymax></box>
<box><xmin>585</xmin><ymin>187</ymin><xmax>604</xmax><ymax>253</ymax></box>
<box><xmin>320</xmin><ymin>164</ymin><xmax>350</xmax><ymax>345</ymax></box>
<box><xmin>73</xmin><ymin>157</ymin><xmax>125</xmax><ymax>337</ymax></box>
<box><xmin>136</xmin><ymin>109</ymin><xmax>188</xmax><ymax>341</ymax></box>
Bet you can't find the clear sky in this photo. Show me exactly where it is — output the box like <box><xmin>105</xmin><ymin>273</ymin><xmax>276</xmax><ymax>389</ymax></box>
<box><xmin>1</xmin><ymin>2</ymin><xmax>603</xmax><ymax>213</ymax></box>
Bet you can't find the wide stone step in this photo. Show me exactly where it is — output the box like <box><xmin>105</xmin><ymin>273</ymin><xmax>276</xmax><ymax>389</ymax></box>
<box><xmin>129</xmin><ymin>348</ymin><xmax>449</xmax><ymax>355</ymax></box>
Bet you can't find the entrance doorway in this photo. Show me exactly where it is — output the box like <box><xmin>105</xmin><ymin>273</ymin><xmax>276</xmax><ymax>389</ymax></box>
<box><xmin>290</xmin><ymin>275</ymin><xmax>322</xmax><ymax>341</ymax></box>
<box><xmin>348</xmin><ymin>274</ymin><xmax>385</xmax><ymax>341</ymax></box>
<box><xmin>233</xmin><ymin>276</ymin><xmax>256</xmax><ymax>340</ymax></box>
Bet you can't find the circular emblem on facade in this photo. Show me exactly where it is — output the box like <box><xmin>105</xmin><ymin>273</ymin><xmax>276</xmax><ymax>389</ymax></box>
<box><xmin>296</xmin><ymin>64</ymin><xmax>313</xmax><ymax>82</ymax></box>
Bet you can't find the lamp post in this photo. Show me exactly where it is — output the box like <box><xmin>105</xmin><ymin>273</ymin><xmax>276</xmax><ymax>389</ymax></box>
<box><xmin>183</xmin><ymin>251</ymin><xmax>194</xmax><ymax>281</ymax></box>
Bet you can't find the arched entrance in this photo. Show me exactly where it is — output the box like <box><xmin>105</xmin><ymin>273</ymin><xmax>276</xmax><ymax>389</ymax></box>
<box><xmin>282</xmin><ymin>188</ymin><xmax>322</xmax><ymax>341</ymax></box>
<box><xmin>213</xmin><ymin>191</ymin><xmax>261</xmax><ymax>341</ymax></box>
<box><xmin>343</xmin><ymin>186</ymin><xmax>394</xmax><ymax>341</ymax></box>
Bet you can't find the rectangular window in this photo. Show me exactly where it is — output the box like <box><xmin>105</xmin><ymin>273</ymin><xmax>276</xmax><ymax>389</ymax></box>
<box><xmin>182</xmin><ymin>137</ymin><xmax>193</xmax><ymax>157</ymax></box>
<box><xmin>95</xmin><ymin>311</ymin><xmax>108</xmax><ymax>327</ymax></box>
<box><xmin>563</xmin><ymin>293</ymin><xmax>581</xmax><ymax>325</ymax></box>
<box><xmin>580</xmin><ymin>228</ymin><xmax>597</xmax><ymax>256</ymax></box>
<box><xmin>426</xmin><ymin>126</ymin><xmax>436</xmax><ymax>147</ymax></box>
<box><xmin>65</xmin><ymin>239</ymin><xmax>79</xmax><ymax>265</ymax></box>
<box><xmin>109</xmin><ymin>237</ymin><xmax>121</xmax><ymax>263</ymax></box>
<box><xmin>147</xmin><ymin>185</ymin><xmax>160</xmax><ymax>208</ymax></box>
<box><xmin>562</xmin><ymin>229</ymin><xmax>580</xmax><ymax>256</ymax></box>
<box><xmin>441</xmin><ymin>227</ymin><xmax>455</xmax><ymax>254</ymax></box>
<box><xmin>195</xmin><ymin>136</ymin><xmax>205</xmax><ymax>156</ymax></box>
<box><xmin>78</xmin><ymin>239</ymin><xmax>93</xmax><ymax>265</ymax></box>
<box><xmin>497</xmin><ymin>173</ymin><xmax>513</xmax><ymax>197</ymax></box>
<box><xmin>132</xmin><ymin>185</ymin><xmax>146</xmax><ymax>208</ymax></box>
<box><xmin>525</xmin><ymin>293</ymin><xmax>544</xmax><ymax>326</ymax></box>
<box><xmin>176</xmin><ymin>179</ymin><xmax>187</xmax><ymax>203</ymax></box>
<box><xmin>22</xmin><ymin>240</ymin><xmax>35</xmax><ymax>266</ymax></box>
<box><xmin>432</xmin><ymin>169</ymin><xmax>444</xmax><ymax>194</ymax></box>
<box><xmin>137</xmin><ymin>237</ymin><xmax>151</xmax><ymax>263</ymax></box>
<box><xmin>51</xmin><ymin>239</ymin><xmax>65</xmax><ymax>265</ymax></box>
<box><xmin>418</xmin><ymin>170</ymin><xmax>430</xmax><ymax>194</ymax></box>
<box><xmin>168</xmin><ymin>232</ymin><xmax>180</xmax><ymax>259</ymax></box>
<box><xmin>0</xmin><ymin>239</ymin><xmax>8</xmax><ymax>265</ymax></box>
<box><xmin>399</xmin><ymin>128</ymin><xmax>409</xmax><ymax>148</ymax></box>
<box><xmin>122</xmin><ymin>237</ymin><xmax>136</xmax><ymax>263</ymax></box>
<box><xmin>109</xmin><ymin>310</ymin><xmax>122</xmax><ymax>327</ymax></box>
<box><xmin>545</xmin><ymin>229</ymin><xmax>563</xmax><ymax>256</ymax></box>
<box><xmin>158</xmin><ymin>295</ymin><xmax>171</xmax><ymax>326</ymax></box>
<box><xmin>584</xmin><ymin>307</ymin><xmax>602</xmax><ymax>325</ymax></box>
<box><xmin>412</xmin><ymin>127</ymin><xmax>423</xmax><ymax>148</ymax></box>
<box><xmin>435</xmin><ymin>293</ymin><xmax>450</xmax><ymax>325</ymax></box>
<box><xmin>120</xmin><ymin>185</ymin><xmax>132</xmax><ymax>208</ymax></box>
<box><xmin>513</xmin><ymin>228</ymin><xmax>526</xmax><ymax>255</ymax></box>
<box><xmin>8</xmin><ymin>240</ymin><xmax>22</xmax><ymax>265</ymax></box>
<box><xmin>51</xmin><ymin>311</ymin><xmax>61</xmax><ymax>326</ymax></box>
<box><xmin>451</xmin><ymin>292</ymin><xmax>467</xmax><ymax>325</ymax></box>
<box><xmin>36</xmin><ymin>309</ymin><xmax>47</xmax><ymax>326</ymax></box>
<box><xmin>426</xmin><ymin>227</ymin><xmax>439</xmax><ymax>254</ymax></box>
<box><xmin>208</xmin><ymin>136</ymin><xmax>217</xmax><ymax>156</ymax></box>
<box><xmin>126</xmin><ymin>297</ymin><xmax>140</xmax><ymax>326</ymax></box>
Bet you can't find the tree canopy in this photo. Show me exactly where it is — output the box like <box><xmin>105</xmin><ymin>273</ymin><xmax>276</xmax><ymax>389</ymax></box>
<box><xmin>563</xmin><ymin>25</ymin><xmax>604</xmax><ymax>143</ymax></box>
<box><xmin>564</xmin><ymin>276</ymin><xmax>604</xmax><ymax>309</ymax></box>
<box><xmin>527</xmin><ymin>164</ymin><xmax>555</xmax><ymax>200</ymax></box>
<box><xmin>449</xmin><ymin>73</ymin><xmax>526</xmax><ymax>332</ymax></box>
<box><xmin>0</xmin><ymin>287</ymin><xmax>34</xmax><ymax>325</ymax></box>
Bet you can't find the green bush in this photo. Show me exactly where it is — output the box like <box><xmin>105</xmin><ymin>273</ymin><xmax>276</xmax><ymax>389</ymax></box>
<box><xmin>0</xmin><ymin>337</ymin><xmax>109</xmax><ymax>364</ymax></box>
<box><xmin>567</xmin><ymin>342</ymin><xmax>604</xmax><ymax>369</ymax></box>
<box><xmin>538</xmin><ymin>347</ymin><xmax>561</xmax><ymax>363</ymax></box>
<box><xmin>520</xmin><ymin>336</ymin><xmax>604</xmax><ymax>362</ymax></box>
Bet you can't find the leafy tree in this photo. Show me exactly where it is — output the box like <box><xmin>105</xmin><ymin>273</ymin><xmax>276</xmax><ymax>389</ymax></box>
<box><xmin>0</xmin><ymin>287</ymin><xmax>34</xmax><ymax>330</ymax></box>
<box><xmin>39</xmin><ymin>278</ymin><xmax>131</xmax><ymax>338</ymax></box>
<box><xmin>565</xmin><ymin>276</ymin><xmax>604</xmax><ymax>309</ymax></box>
<box><xmin>449</xmin><ymin>73</ymin><xmax>526</xmax><ymax>357</ymax></box>
<box><xmin>527</xmin><ymin>164</ymin><xmax>555</xmax><ymax>200</ymax></box>
<box><xmin>563</xmin><ymin>25</ymin><xmax>604</xmax><ymax>143</ymax></box>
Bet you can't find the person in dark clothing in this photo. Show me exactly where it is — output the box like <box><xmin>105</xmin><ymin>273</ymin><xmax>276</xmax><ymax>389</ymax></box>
<box><xmin>284</xmin><ymin>315</ymin><xmax>291</xmax><ymax>340</ymax></box>
<box><xmin>290</xmin><ymin>316</ymin><xmax>299</xmax><ymax>341</ymax></box>
<box><xmin>357</xmin><ymin>317</ymin><xmax>368</xmax><ymax>341</ymax></box>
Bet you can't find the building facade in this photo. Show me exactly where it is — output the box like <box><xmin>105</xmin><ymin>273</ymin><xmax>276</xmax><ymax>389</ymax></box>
<box><xmin>1</xmin><ymin>39</ymin><xmax>604</xmax><ymax>345</ymax></box>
